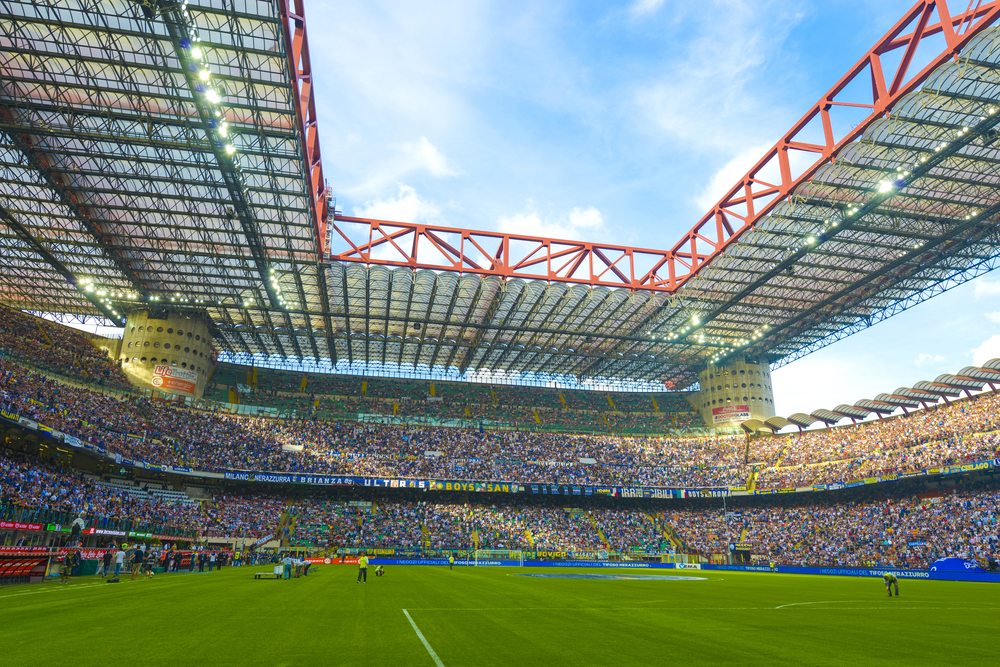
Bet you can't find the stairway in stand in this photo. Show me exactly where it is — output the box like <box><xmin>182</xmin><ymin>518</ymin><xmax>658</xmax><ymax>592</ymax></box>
<box><xmin>586</xmin><ymin>510</ymin><xmax>610</xmax><ymax>549</ymax></box>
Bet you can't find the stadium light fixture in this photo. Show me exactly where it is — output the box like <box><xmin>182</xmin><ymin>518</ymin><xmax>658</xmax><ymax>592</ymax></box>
<box><xmin>206</xmin><ymin>89</ymin><xmax>221</xmax><ymax>104</ymax></box>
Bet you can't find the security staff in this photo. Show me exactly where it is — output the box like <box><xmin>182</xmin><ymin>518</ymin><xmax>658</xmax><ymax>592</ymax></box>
<box><xmin>357</xmin><ymin>553</ymin><xmax>369</xmax><ymax>583</ymax></box>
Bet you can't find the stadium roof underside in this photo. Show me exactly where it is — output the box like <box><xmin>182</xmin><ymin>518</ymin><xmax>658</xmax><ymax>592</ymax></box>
<box><xmin>327</xmin><ymin>3</ymin><xmax>1000</xmax><ymax>389</ymax></box>
<box><xmin>0</xmin><ymin>0</ymin><xmax>331</xmax><ymax>360</ymax></box>
<box><xmin>5</xmin><ymin>1</ymin><xmax>1000</xmax><ymax>392</ymax></box>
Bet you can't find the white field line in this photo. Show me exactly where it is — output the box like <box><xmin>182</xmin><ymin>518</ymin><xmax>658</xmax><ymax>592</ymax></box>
<box><xmin>775</xmin><ymin>600</ymin><xmax>860</xmax><ymax>609</ymax></box>
<box><xmin>403</xmin><ymin>609</ymin><xmax>445</xmax><ymax>667</ymax></box>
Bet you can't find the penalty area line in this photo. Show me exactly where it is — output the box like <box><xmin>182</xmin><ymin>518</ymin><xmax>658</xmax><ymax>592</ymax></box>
<box><xmin>403</xmin><ymin>609</ymin><xmax>445</xmax><ymax>667</ymax></box>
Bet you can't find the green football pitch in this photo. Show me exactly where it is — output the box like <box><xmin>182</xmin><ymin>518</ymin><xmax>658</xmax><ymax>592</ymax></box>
<box><xmin>2</xmin><ymin>565</ymin><xmax>997</xmax><ymax>666</ymax></box>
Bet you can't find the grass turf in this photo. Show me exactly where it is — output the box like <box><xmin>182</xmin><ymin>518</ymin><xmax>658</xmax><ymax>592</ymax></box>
<box><xmin>1</xmin><ymin>565</ymin><xmax>997</xmax><ymax>666</ymax></box>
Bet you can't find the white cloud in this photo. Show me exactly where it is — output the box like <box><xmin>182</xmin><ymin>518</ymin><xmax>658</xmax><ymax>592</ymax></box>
<box><xmin>353</xmin><ymin>184</ymin><xmax>441</xmax><ymax>224</ymax></box>
<box><xmin>398</xmin><ymin>136</ymin><xmax>457</xmax><ymax>177</ymax></box>
<box><xmin>633</xmin><ymin>1</ymin><xmax>806</xmax><ymax>150</ymax></box>
<box><xmin>694</xmin><ymin>143</ymin><xmax>770</xmax><ymax>212</ymax></box>
<box><xmin>972</xmin><ymin>334</ymin><xmax>1000</xmax><ymax>367</ymax></box>
<box><xmin>915</xmin><ymin>353</ymin><xmax>945</xmax><ymax>367</ymax></box>
<box><xmin>349</xmin><ymin>185</ymin><xmax>445</xmax><ymax>262</ymax></box>
<box><xmin>346</xmin><ymin>137</ymin><xmax>457</xmax><ymax>196</ymax></box>
<box><xmin>974</xmin><ymin>279</ymin><xmax>1000</xmax><ymax>300</ymax></box>
<box><xmin>630</xmin><ymin>0</ymin><xmax>666</xmax><ymax>18</ymax></box>
<box><xmin>497</xmin><ymin>203</ymin><xmax>607</xmax><ymax>241</ymax></box>
<box><xmin>986</xmin><ymin>311</ymin><xmax>1000</xmax><ymax>324</ymax></box>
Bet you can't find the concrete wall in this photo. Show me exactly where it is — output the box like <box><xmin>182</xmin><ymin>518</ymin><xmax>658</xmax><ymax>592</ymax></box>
<box><xmin>81</xmin><ymin>331</ymin><xmax>122</xmax><ymax>361</ymax></box>
<box><xmin>696</xmin><ymin>357</ymin><xmax>775</xmax><ymax>428</ymax></box>
<box><xmin>118</xmin><ymin>311</ymin><xmax>215</xmax><ymax>399</ymax></box>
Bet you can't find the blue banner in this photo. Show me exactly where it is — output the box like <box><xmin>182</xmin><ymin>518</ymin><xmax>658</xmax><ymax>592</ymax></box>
<box><xmin>697</xmin><ymin>564</ymin><xmax>1000</xmax><ymax>583</ymax></box>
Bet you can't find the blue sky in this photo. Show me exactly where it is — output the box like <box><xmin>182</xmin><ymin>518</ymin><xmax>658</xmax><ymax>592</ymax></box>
<box><xmin>305</xmin><ymin>0</ymin><xmax>1000</xmax><ymax>416</ymax></box>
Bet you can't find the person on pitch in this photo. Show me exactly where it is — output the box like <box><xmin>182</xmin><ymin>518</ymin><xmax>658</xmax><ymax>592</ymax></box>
<box><xmin>357</xmin><ymin>552</ymin><xmax>369</xmax><ymax>583</ymax></box>
<box><xmin>375</xmin><ymin>564</ymin><xmax>385</xmax><ymax>578</ymax></box>
<box><xmin>883</xmin><ymin>572</ymin><xmax>899</xmax><ymax>597</ymax></box>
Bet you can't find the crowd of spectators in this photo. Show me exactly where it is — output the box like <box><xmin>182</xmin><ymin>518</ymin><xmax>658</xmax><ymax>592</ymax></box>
<box><xmin>0</xmin><ymin>449</ymin><xmax>201</xmax><ymax>534</ymax></box>
<box><xmin>662</xmin><ymin>479</ymin><xmax>1000</xmax><ymax>569</ymax></box>
<box><xmin>4</xmin><ymin>343</ymin><xmax>1000</xmax><ymax>492</ymax></box>
<box><xmin>3</xmin><ymin>440</ymin><xmax>998</xmax><ymax>570</ymax></box>
<box><xmin>3</xmin><ymin>306</ymin><xmax>1000</xmax><ymax>496</ymax></box>
<box><xmin>204</xmin><ymin>359</ymin><xmax>703</xmax><ymax>433</ymax></box>
<box><xmin>0</xmin><ymin>306</ymin><xmax>131</xmax><ymax>390</ymax></box>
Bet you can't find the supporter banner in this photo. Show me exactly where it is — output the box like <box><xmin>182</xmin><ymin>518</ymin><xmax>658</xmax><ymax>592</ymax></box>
<box><xmin>37</xmin><ymin>424</ymin><xmax>63</xmax><ymax>441</ymax></box>
<box><xmin>252</xmin><ymin>534</ymin><xmax>274</xmax><ymax>547</ymax></box>
<box><xmin>427</xmin><ymin>481</ymin><xmax>519</xmax><ymax>493</ymax></box>
<box><xmin>0</xmin><ymin>408</ymin><xmax>20</xmax><ymax>423</ymax></box>
<box><xmin>619</xmin><ymin>487</ymin><xmax>730</xmax><ymax>499</ymax></box>
<box><xmin>151</xmin><ymin>365</ymin><xmax>197</xmax><ymax>396</ymax></box>
<box><xmin>712</xmin><ymin>404</ymin><xmax>750</xmax><ymax>424</ymax></box>
<box><xmin>0</xmin><ymin>520</ymin><xmax>44</xmax><ymax>532</ymax></box>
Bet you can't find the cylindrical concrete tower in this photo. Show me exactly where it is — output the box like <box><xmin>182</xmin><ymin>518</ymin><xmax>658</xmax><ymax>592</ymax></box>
<box><xmin>697</xmin><ymin>356</ymin><xmax>775</xmax><ymax>430</ymax></box>
<box><xmin>119</xmin><ymin>310</ymin><xmax>215</xmax><ymax>400</ymax></box>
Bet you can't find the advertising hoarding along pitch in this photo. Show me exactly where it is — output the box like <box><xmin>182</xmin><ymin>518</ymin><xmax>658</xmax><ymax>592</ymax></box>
<box><xmin>151</xmin><ymin>365</ymin><xmax>197</xmax><ymax>396</ymax></box>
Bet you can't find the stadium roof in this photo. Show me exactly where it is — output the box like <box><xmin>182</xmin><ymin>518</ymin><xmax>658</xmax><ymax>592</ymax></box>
<box><xmin>4</xmin><ymin>1</ymin><xmax>1000</xmax><ymax>391</ymax></box>
<box><xmin>0</xmin><ymin>0</ymin><xmax>330</xmax><ymax>359</ymax></box>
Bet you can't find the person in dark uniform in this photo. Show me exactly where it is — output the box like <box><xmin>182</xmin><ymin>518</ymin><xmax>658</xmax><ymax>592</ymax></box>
<box><xmin>68</xmin><ymin>514</ymin><xmax>85</xmax><ymax>547</ymax></box>
<box><xmin>97</xmin><ymin>547</ymin><xmax>113</xmax><ymax>577</ymax></box>
<box><xmin>131</xmin><ymin>548</ymin><xmax>144</xmax><ymax>581</ymax></box>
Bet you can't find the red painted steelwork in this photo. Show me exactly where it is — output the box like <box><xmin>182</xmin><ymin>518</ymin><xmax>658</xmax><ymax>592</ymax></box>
<box><xmin>331</xmin><ymin>215</ymin><xmax>679</xmax><ymax>291</ymax></box>
<box><xmin>667</xmin><ymin>0</ymin><xmax>1000</xmax><ymax>289</ymax></box>
<box><xmin>278</xmin><ymin>0</ymin><xmax>329</xmax><ymax>257</ymax></box>
<box><xmin>329</xmin><ymin>0</ymin><xmax>1000</xmax><ymax>292</ymax></box>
